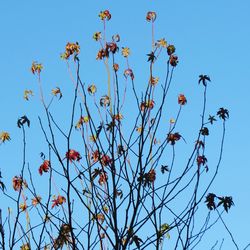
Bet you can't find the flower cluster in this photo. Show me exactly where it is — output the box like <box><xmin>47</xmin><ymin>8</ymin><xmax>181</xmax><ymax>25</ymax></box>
<box><xmin>178</xmin><ymin>94</ymin><xmax>187</xmax><ymax>105</ymax></box>
<box><xmin>61</xmin><ymin>42</ymin><xmax>80</xmax><ymax>60</ymax></box>
<box><xmin>51</xmin><ymin>87</ymin><xmax>62</xmax><ymax>99</ymax></box>
<box><xmin>150</xmin><ymin>76</ymin><xmax>159</xmax><ymax>86</ymax></box>
<box><xmin>87</xmin><ymin>84</ymin><xmax>97</xmax><ymax>95</ymax></box>
<box><xmin>98</xmin><ymin>172</ymin><xmax>108</xmax><ymax>185</ymax></box>
<box><xmin>52</xmin><ymin>195</ymin><xmax>66</xmax><ymax>209</ymax></box>
<box><xmin>137</xmin><ymin>169</ymin><xmax>156</xmax><ymax>187</ymax></box>
<box><xmin>146</xmin><ymin>11</ymin><xmax>157</xmax><ymax>22</ymax></box>
<box><xmin>196</xmin><ymin>155</ymin><xmax>207</xmax><ymax>167</ymax></box>
<box><xmin>38</xmin><ymin>160</ymin><xmax>50</xmax><ymax>175</ymax></box>
<box><xmin>100</xmin><ymin>95</ymin><xmax>111</xmax><ymax>107</ymax></box>
<box><xmin>122</xmin><ymin>47</ymin><xmax>130</xmax><ymax>57</ymax></box>
<box><xmin>0</xmin><ymin>131</ymin><xmax>10</xmax><ymax>143</ymax></box>
<box><xmin>99</xmin><ymin>10</ymin><xmax>111</xmax><ymax>21</ymax></box>
<box><xmin>124</xmin><ymin>68</ymin><xmax>134</xmax><ymax>80</ymax></box>
<box><xmin>31</xmin><ymin>61</ymin><xmax>43</xmax><ymax>75</ymax></box>
<box><xmin>66</xmin><ymin>149</ymin><xmax>81</xmax><ymax>162</ymax></box>
<box><xmin>167</xmin><ymin>132</ymin><xmax>181</xmax><ymax>145</ymax></box>
<box><xmin>12</xmin><ymin>176</ymin><xmax>27</xmax><ymax>191</ymax></box>
<box><xmin>169</xmin><ymin>55</ymin><xmax>178</xmax><ymax>67</ymax></box>
<box><xmin>23</xmin><ymin>90</ymin><xmax>34</xmax><ymax>101</ymax></box>
<box><xmin>75</xmin><ymin>116</ymin><xmax>89</xmax><ymax>129</ymax></box>
<box><xmin>140</xmin><ymin>100</ymin><xmax>155</xmax><ymax>111</ymax></box>
<box><xmin>32</xmin><ymin>196</ymin><xmax>42</xmax><ymax>206</ymax></box>
<box><xmin>101</xmin><ymin>154</ymin><xmax>112</xmax><ymax>166</ymax></box>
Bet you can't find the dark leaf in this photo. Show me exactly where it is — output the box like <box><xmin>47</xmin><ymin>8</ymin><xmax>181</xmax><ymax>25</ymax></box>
<box><xmin>17</xmin><ymin>115</ymin><xmax>30</xmax><ymax>128</ymax></box>
<box><xmin>205</xmin><ymin>193</ymin><xmax>217</xmax><ymax>210</ymax></box>
<box><xmin>40</xmin><ymin>152</ymin><xmax>46</xmax><ymax>160</ymax></box>
<box><xmin>147</xmin><ymin>51</ymin><xmax>156</xmax><ymax>63</ymax></box>
<box><xmin>217</xmin><ymin>108</ymin><xmax>229</xmax><ymax>121</ymax></box>
<box><xmin>198</xmin><ymin>74</ymin><xmax>211</xmax><ymax>86</ymax></box>
<box><xmin>200</xmin><ymin>127</ymin><xmax>209</xmax><ymax>136</ymax></box>
<box><xmin>161</xmin><ymin>165</ymin><xmax>169</xmax><ymax>174</ymax></box>
<box><xmin>217</xmin><ymin>196</ymin><xmax>234</xmax><ymax>213</ymax></box>
<box><xmin>208</xmin><ymin>115</ymin><xmax>217</xmax><ymax>124</ymax></box>
<box><xmin>96</xmin><ymin>123</ymin><xmax>103</xmax><ymax>138</ymax></box>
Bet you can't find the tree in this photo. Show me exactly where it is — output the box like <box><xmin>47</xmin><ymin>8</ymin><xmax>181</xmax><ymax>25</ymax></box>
<box><xmin>0</xmin><ymin>9</ymin><xmax>238</xmax><ymax>250</ymax></box>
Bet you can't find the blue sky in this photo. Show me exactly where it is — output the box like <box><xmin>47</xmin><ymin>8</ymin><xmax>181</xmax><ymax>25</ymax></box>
<box><xmin>0</xmin><ymin>0</ymin><xmax>250</xmax><ymax>249</ymax></box>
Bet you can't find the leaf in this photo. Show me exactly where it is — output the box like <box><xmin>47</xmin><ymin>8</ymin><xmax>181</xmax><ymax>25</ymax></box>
<box><xmin>40</xmin><ymin>152</ymin><xmax>46</xmax><ymax>160</ymax></box>
<box><xmin>208</xmin><ymin>115</ymin><xmax>217</xmax><ymax>124</ymax></box>
<box><xmin>161</xmin><ymin>165</ymin><xmax>169</xmax><ymax>174</ymax></box>
<box><xmin>17</xmin><ymin>115</ymin><xmax>30</xmax><ymax>128</ymax></box>
<box><xmin>205</xmin><ymin>193</ymin><xmax>216</xmax><ymax>210</ymax></box>
<box><xmin>147</xmin><ymin>51</ymin><xmax>156</xmax><ymax>63</ymax></box>
<box><xmin>217</xmin><ymin>108</ymin><xmax>229</xmax><ymax>121</ymax></box>
<box><xmin>198</xmin><ymin>74</ymin><xmax>211</xmax><ymax>86</ymax></box>
<box><xmin>217</xmin><ymin>196</ymin><xmax>234</xmax><ymax>213</ymax></box>
<box><xmin>200</xmin><ymin>127</ymin><xmax>209</xmax><ymax>136</ymax></box>
<box><xmin>96</xmin><ymin>123</ymin><xmax>103</xmax><ymax>138</ymax></box>
<box><xmin>0</xmin><ymin>180</ymin><xmax>5</xmax><ymax>191</ymax></box>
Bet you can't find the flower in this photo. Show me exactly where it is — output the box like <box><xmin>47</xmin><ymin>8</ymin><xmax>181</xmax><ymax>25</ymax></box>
<box><xmin>146</xmin><ymin>11</ymin><xmax>157</xmax><ymax>22</ymax></box>
<box><xmin>32</xmin><ymin>196</ymin><xmax>41</xmax><ymax>206</ymax></box>
<box><xmin>155</xmin><ymin>38</ymin><xmax>167</xmax><ymax>48</ymax></box>
<box><xmin>113</xmin><ymin>113</ymin><xmax>123</xmax><ymax>121</ymax></box>
<box><xmin>169</xmin><ymin>118</ymin><xmax>175</xmax><ymax>124</ymax></box>
<box><xmin>107</xmin><ymin>42</ymin><xmax>119</xmax><ymax>54</ymax></box>
<box><xmin>178</xmin><ymin>94</ymin><xmax>187</xmax><ymax>105</ymax></box>
<box><xmin>167</xmin><ymin>132</ymin><xmax>181</xmax><ymax>145</ymax></box>
<box><xmin>92</xmin><ymin>150</ymin><xmax>101</xmax><ymax>163</ymax></box>
<box><xmin>87</xmin><ymin>84</ymin><xmax>97</xmax><ymax>95</ymax></box>
<box><xmin>169</xmin><ymin>55</ymin><xmax>178</xmax><ymax>67</ymax></box>
<box><xmin>96</xmin><ymin>213</ymin><xmax>105</xmax><ymax>223</ymax></box>
<box><xmin>12</xmin><ymin>176</ymin><xmax>27</xmax><ymax>191</ymax></box>
<box><xmin>20</xmin><ymin>243</ymin><xmax>31</xmax><ymax>250</ymax></box>
<box><xmin>52</xmin><ymin>195</ymin><xmax>66</xmax><ymax>209</ymax></box>
<box><xmin>112</xmin><ymin>34</ymin><xmax>120</xmax><ymax>42</ymax></box>
<box><xmin>98</xmin><ymin>172</ymin><xmax>108</xmax><ymax>185</ymax></box>
<box><xmin>122</xmin><ymin>47</ymin><xmax>130</xmax><ymax>57</ymax></box>
<box><xmin>51</xmin><ymin>87</ymin><xmax>62</xmax><ymax>99</ymax></box>
<box><xmin>31</xmin><ymin>61</ymin><xmax>43</xmax><ymax>75</ymax></box>
<box><xmin>136</xmin><ymin>126</ymin><xmax>142</xmax><ymax>133</ymax></box>
<box><xmin>113</xmin><ymin>63</ymin><xmax>119</xmax><ymax>72</ymax></box>
<box><xmin>124</xmin><ymin>68</ymin><xmax>134</xmax><ymax>80</ymax></box>
<box><xmin>100</xmin><ymin>95</ymin><xmax>111</xmax><ymax>107</ymax></box>
<box><xmin>96</xmin><ymin>47</ymin><xmax>109</xmax><ymax>60</ymax></box>
<box><xmin>62</xmin><ymin>42</ymin><xmax>80</xmax><ymax>60</ymax></box>
<box><xmin>101</xmin><ymin>155</ymin><xmax>112</xmax><ymax>166</ymax></box>
<box><xmin>93</xmin><ymin>32</ymin><xmax>102</xmax><ymax>41</ymax></box>
<box><xmin>99</xmin><ymin>10</ymin><xmax>111</xmax><ymax>20</ymax></box>
<box><xmin>195</xmin><ymin>140</ymin><xmax>205</xmax><ymax>150</ymax></box>
<box><xmin>19</xmin><ymin>203</ymin><xmax>27</xmax><ymax>211</ymax></box>
<box><xmin>148</xmin><ymin>169</ymin><xmax>156</xmax><ymax>183</ymax></box>
<box><xmin>197</xmin><ymin>155</ymin><xmax>207</xmax><ymax>167</ymax></box>
<box><xmin>150</xmin><ymin>76</ymin><xmax>159</xmax><ymax>86</ymax></box>
<box><xmin>75</xmin><ymin>116</ymin><xmax>89</xmax><ymax>129</ymax></box>
<box><xmin>167</xmin><ymin>45</ymin><xmax>176</xmax><ymax>55</ymax></box>
<box><xmin>0</xmin><ymin>131</ymin><xmax>11</xmax><ymax>143</ymax></box>
<box><xmin>66</xmin><ymin>149</ymin><xmax>81</xmax><ymax>162</ymax></box>
<box><xmin>23</xmin><ymin>90</ymin><xmax>34</xmax><ymax>101</ymax></box>
<box><xmin>140</xmin><ymin>100</ymin><xmax>155</xmax><ymax>111</ymax></box>
<box><xmin>39</xmin><ymin>160</ymin><xmax>50</xmax><ymax>175</ymax></box>
<box><xmin>90</xmin><ymin>135</ymin><xmax>97</xmax><ymax>142</ymax></box>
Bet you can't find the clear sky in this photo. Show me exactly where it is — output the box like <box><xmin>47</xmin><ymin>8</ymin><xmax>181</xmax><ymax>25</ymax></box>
<box><xmin>0</xmin><ymin>0</ymin><xmax>250</xmax><ymax>249</ymax></box>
